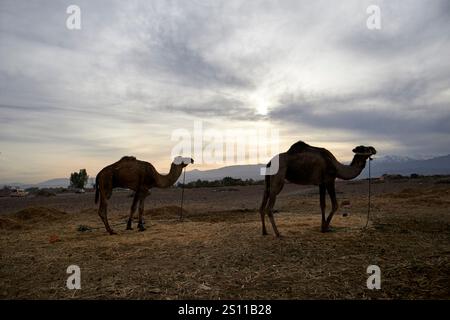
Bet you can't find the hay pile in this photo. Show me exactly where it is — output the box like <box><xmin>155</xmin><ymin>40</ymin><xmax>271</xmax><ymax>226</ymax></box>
<box><xmin>79</xmin><ymin>208</ymin><xmax>97</xmax><ymax>215</ymax></box>
<box><xmin>0</xmin><ymin>207</ymin><xmax>68</xmax><ymax>230</ymax></box>
<box><xmin>12</xmin><ymin>207</ymin><xmax>67</xmax><ymax>221</ymax></box>
<box><xmin>145</xmin><ymin>205</ymin><xmax>189</xmax><ymax>219</ymax></box>
<box><xmin>35</xmin><ymin>189</ymin><xmax>56</xmax><ymax>197</ymax></box>
<box><xmin>390</xmin><ymin>187</ymin><xmax>450</xmax><ymax>206</ymax></box>
<box><xmin>0</xmin><ymin>217</ymin><xmax>22</xmax><ymax>230</ymax></box>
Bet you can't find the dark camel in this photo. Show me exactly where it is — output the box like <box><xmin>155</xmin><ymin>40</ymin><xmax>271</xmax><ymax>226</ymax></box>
<box><xmin>259</xmin><ymin>141</ymin><xmax>376</xmax><ymax>237</ymax></box>
<box><xmin>95</xmin><ymin>156</ymin><xmax>194</xmax><ymax>234</ymax></box>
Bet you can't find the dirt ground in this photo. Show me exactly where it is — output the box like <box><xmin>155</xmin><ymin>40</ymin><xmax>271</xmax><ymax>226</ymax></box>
<box><xmin>1</xmin><ymin>177</ymin><xmax>449</xmax><ymax>299</ymax></box>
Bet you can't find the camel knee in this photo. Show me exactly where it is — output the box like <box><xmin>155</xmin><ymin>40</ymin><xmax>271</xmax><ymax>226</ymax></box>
<box><xmin>259</xmin><ymin>207</ymin><xmax>266</xmax><ymax>217</ymax></box>
<box><xmin>98</xmin><ymin>205</ymin><xmax>107</xmax><ymax>218</ymax></box>
<box><xmin>98</xmin><ymin>212</ymin><xmax>105</xmax><ymax>222</ymax></box>
<box><xmin>329</xmin><ymin>205</ymin><xmax>338</xmax><ymax>216</ymax></box>
<box><xmin>138</xmin><ymin>207</ymin><xmax>145</xmax><ymax>221</ymax></box>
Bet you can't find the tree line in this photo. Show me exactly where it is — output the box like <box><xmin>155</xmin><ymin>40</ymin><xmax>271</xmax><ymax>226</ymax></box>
<box><xmin>177</xmin><ymin>177</ymin><xmax>264</xmax><ymax>188</ymax></box>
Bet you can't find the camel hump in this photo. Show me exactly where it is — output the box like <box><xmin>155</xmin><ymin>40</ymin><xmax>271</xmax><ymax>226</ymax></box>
<box><xmin>287</xmin><ymin>141</ymin><xmax>310</xmax><ymax>154</ymax></box>
<box><xmin>120</xmin><ymin>156</ymin><xmax>136</xmax><ymax>161</ymax></box>
<box><xmin>287</xmin><ymin>141</ymin><xmax>337</xmax><ymax>161</ymax></box>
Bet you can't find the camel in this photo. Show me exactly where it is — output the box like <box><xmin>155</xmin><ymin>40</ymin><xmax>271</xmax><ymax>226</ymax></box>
<box><xmin>95</xmin><ymin>156</ymin><xmax>194</xmax><ymax>234</ymax></box>
<box><xmin>259</xmin><ymin>141</ymin><xmax>376</xmax><ymax>237</ymax></box>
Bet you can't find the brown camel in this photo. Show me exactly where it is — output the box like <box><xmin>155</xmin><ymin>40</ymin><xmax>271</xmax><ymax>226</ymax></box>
<box><xmin>95</xmin><ymin>156</ymin><xmax>194</xmax><ymax>234</ymax></box>
<box><xmin>259</xmin><ymin>141</ymin><xmax>376</xmax><ymax>237</ymax></box>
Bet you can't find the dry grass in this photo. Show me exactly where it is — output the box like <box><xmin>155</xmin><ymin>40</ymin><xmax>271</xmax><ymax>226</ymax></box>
<box><xmin>0</xmin><ymin>179</ymin><xmax>449</xmax><ymax>299</ymax></box>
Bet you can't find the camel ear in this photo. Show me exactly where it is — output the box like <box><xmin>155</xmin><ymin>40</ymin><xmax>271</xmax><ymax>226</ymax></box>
<box><xmin>352</xmin><ymin>146</ymin><xmax>363</xmax><ymax>153</ymax></box>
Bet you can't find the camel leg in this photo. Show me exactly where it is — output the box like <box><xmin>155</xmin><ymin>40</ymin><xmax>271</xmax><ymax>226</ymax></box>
<box><xmin>259</xmin><ymin>189</ymin><xmax>269</xmax><ymax>235</ymax></box>
<box><xmin>323</xmin><ymin>182</ymin><xmax>338</xmax><ymax>232</ymax></box>
<box><xmin>266</xmin><ymin>194</ymin><xmax>281</xmax><ymax>237</ymax></box>
<box><xmin>98</xmin><ymin>199</ymin><xmax>116</xmax><ymax>235</ymax></box>
<box><xmin>265</xmin><ymin>172</ymin><xmax>285</xmax><ymax>237</ymax></box>
<box><xmin>97</xmin><ymin>177</ymin><xmax>116</xmax><ymax>235</ymax></box>
<box><xmin>126</xmin><ymin>192</ymin><xmax>140</xmax><ymax>230</ymax></box>
<box><xmin>137</xmin><ymin>192</ymin><xmax>148</xmax><ymax>232</ymax></box>
<box><xmin>319</xmin><ymin>184</ymin><xmax>327</xmax><ymax>232</ymax></box>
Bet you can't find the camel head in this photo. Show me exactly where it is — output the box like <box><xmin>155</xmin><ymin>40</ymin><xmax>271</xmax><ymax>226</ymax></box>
<box><xmin>173</xmin><ymin>156</ymin><xmax>194</xmax><ymax>168</ymax></box>
<box><xmin>352</xmin><ymin>146</ymin><xmax>377</xmax><ymax>160</ymax></box>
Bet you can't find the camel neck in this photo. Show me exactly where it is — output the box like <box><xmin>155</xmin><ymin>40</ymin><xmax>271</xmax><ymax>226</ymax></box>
<box><xmin>154</xmin><ymin>164</ymin><xmax>183</xmax><ymax>188</ymax></box>
<box><xmin>350</xmin><ymin>155</ymin><xmax>368</xmax><ymax>168</ymax></box>
<box><xmin>335</xmin><ymin>155</ymin><xmax>367</xmax><ymax>180</ymax></box>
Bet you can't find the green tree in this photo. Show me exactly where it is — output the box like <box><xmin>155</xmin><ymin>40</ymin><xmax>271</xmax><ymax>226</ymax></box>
<box><xmin>70</xmin><ymin>169</ymin><xmax>89</xmax><ymax>189</ymax></box>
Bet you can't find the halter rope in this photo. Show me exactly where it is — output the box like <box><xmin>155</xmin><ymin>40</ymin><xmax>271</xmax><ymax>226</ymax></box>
<box><xmin>180</xmin><ymin>167</ymin><xmax>186</xmax><ymax>220</ymax></box>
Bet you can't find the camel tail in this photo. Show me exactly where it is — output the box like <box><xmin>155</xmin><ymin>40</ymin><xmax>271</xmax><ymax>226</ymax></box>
<box><xmin>95</xmin><ymin>176</ymin><xmax>99</xmax><ymax>204</ymax></box>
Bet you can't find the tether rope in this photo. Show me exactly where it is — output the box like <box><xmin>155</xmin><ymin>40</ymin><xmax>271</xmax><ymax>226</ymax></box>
<box><xmin>363</xmin><ymin>157</ymin><xmax>373</xmax><ymax>230</ymax></box>
<box><xmin>179</xmin><ymin>167</ymin><xmax>186</xmax><ymax>221</ymax></box>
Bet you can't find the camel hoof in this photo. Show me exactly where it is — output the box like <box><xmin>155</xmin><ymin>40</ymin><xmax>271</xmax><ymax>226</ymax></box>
<box><xmin>321</xmin><ymin>227</ymin><xmax>333</xmax><ymax>233</ymax></box>
<box><xmin>109</xmin><ymin>230</ymin><xmax>117</xmax><ymax>235</ymax></box>
<box><xmin>138</xmin><ymin>227</ymin><xmax>146</xmax><ymax>232</ymax></box>
<box><xmin>275</xmin><ymin>233</ymin><xmax>283</xmax><ymax>238</ymax></box>
<box><xmin>262</xmin><ymin>230</ymin><xmax>268</xmax><ymax>236</ymax></box>
<box><xmin>126</xmin><ymin>219</ymin><xmax>133</xmax><ymax>230</ymax></box>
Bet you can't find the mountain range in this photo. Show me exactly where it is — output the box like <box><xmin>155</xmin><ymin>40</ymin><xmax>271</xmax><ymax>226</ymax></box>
<box><xmin>181</xmin><ymin>154</ymin><xmax>450</xmax><ymax>182</ymax></box>
<box><xmin>2</xmin><ymin>154</ymin><xmax>450</xmax><ymax>188</ymax></box>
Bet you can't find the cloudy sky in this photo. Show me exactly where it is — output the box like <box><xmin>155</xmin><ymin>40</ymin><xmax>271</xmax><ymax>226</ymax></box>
<box><xmin>0</xmin><ymin>0</ymin><xmax>449</xmax><ymax>183</ymax></box>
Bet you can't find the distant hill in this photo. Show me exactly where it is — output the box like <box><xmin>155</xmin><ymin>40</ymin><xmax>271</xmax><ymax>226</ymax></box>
<box><xmin>182</xmin><ymin>164</ymin><xmax>266</xmax><ymax>183</ymax></box>
<box><xmin>359</xmin><ymin>154</ymin><xmax>450</xmax><ymax>178</ymax></box>
<box><xmin>2</xmin><ymin>154</ymin><xmax>450</xmax><ymax>188</ymax></box>
<box><xmin>1</xmin><ymin>177</ymin><xmax>95</xmax><ymax>189</ymax></box>
<box><xmin>182</xmin><ymin>154</ymin><xmax>450</xmax><ymax>182</ymax></box>
<box><xmin>36</xmin><ymin>178</ymin><xmax>70</xmax><ymax>188</ymax></box>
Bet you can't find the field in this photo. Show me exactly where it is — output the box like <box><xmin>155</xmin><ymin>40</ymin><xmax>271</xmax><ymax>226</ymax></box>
<box><xmin>1</xmin><ymin>177</ymin><xmax>449</xmax><ymax>299</ymax></box>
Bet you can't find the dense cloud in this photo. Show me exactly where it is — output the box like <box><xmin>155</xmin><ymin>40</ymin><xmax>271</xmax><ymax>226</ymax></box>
<box><xmin>0</xmin><ymin>0</ymin><xmax>449</xmax><ymax>182</ymax></box>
